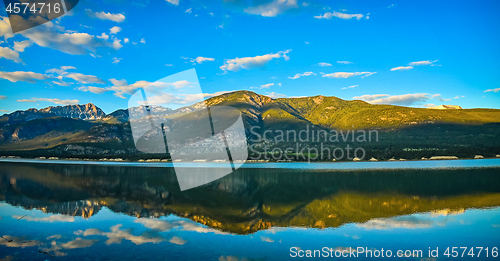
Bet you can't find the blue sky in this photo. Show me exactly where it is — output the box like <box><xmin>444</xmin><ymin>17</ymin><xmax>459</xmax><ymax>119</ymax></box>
<box><xmin>0</xmin><ymin>0</ymin><xmax>499</xmax><ymax>114</ymax></box>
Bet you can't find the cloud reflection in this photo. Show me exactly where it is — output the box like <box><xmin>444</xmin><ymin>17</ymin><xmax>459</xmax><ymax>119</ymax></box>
<box><xmin>77</xmin><ymin>224</ymin><xmax>164</xmax><ymax>245</ymax></box>
<box><xmin>13</xmin><ymin>215</ymin><xmax>74</xmax><ymax>222</ymax></box>
<box><xmin>358</xmin><ymin>216</ymin><xmax>433</xmax><ymax>230</ymax></box>
<box><xmin>0</xmin><ymin>236</ymin><xmax>41</xmax><ymax>248</ymax></box>
<box><xmin>169</xmin><ymin>236</ymin><xmax>187</xmax><ymax>245</ymax></box>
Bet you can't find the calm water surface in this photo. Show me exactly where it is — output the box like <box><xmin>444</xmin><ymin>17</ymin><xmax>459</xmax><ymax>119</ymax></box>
<box><xmin>0</xmin><ymin>161</ymin><xmax>499</xmax><ymax>260</ymax></box>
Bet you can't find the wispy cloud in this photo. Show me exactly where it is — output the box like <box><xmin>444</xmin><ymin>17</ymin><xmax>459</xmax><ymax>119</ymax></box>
<box><xmin>409</xmin><ymin>60</ymin><xmax>438</xmax><ymax>66</ymax></box>
<box><xmin>353</xmin><ymin>93</ymin><xmax>451</xmax><ymax>106</ymax></box>
<box><xmin>0</xmin><ymin>71</ymin><xmax>50</xmax><ymax>83</ymax></box>
<box><xmin>184</xmin><ymin>56</ymin><xmax>215</xmax><ymax>64</ymax></box>
<box><xmin>322</xmin><ymin>72</ymin><xmax>376</xmax><ymax>79</ymax></box>
<box><xmin>314</xmin><ymin>11</ymin><xmax>364</xmax><ymax>20</ymax></box>
<box><xmin>220</xmin><ymin>50</ymin><xmax>291</xmax><ymax>72</ymax></box>
<box><xmin>342</xmin><ymin>85</ymin><xmax>358</xmax><ymax>90</ymax></box>
<box><xmin>169</xmin><ymin>237</ymin><xmax>187</xmax><ymax>245</ymax></box>
<box><xmin>318</xmin><ymin>62</ymin><xmax>332</xmax><ymax>67</ymax></box>
<box><xmin>390</xmin><ymin>66</ymin><xmax>413</xmax><ymax>71</ymax></box>
<box><xmin>0</xmin><ymin>46</ymin><xmax>22</xmax><ymax>63</ymax></box>
<box><xmin>0</xmin><ymin>95</ymin><xmax>7</xmax><ymax>100</ymax></box>
<box><xmin>85</xmin><ymin>9</ymin><xmax>126</xmax><ymax>22</ymax></box>
<box><xmin>288</xmin><ymin>71</ymin><xmax>315</xmax><ymax>79</ymax></box>
<box><xmin>484</xmin><ymin>88</ymin><xmax>500</xmax><ymax>93</ymax></box>
<box><xmin>266</xmin><ymin>92</ymin><xmax>288</xmax><ymax>98</ymax></box>
<box><xmin>17</xmin><ymin>98</ymin><xmax>80</xmax><ymax>105</ymax></box>
<box><xmin>244</xmin><ymin>0</ymin><xmax>298</xmax><ymax>17</ymax></box>
<box><xmin>66</xmin><ymin>73</ymin><xmax>106</xmax><ymax>84</ymax></box>
<box><xmin>337</xmin><ymin>61</ymin><xmax>353</xmax><ymax>64</ymax></box>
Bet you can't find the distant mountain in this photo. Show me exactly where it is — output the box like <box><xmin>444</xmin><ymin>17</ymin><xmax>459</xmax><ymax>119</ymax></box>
<box><xmin>0</xmin><ymin>103</ymin><xmax>105</xmax><ymax>127</ymax></box>
<box><xmin>0</xmin><ymin>91</ymin><xmax>499</xmax><ymax>159</ymax></box>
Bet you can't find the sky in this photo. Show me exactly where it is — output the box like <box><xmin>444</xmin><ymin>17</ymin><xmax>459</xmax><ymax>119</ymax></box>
<box><xmin>0</xmin><ymin>0</ymin><xmax>499</xmax><ymax>114</ymax></box>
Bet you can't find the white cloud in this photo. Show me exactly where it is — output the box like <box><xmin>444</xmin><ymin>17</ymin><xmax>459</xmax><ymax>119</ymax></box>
<box><xmin>79</xmin><ymin>79</ymin><xmax>194</xmax><ymax>99</ymax></box>
<box><xmin>140</xmin><ymin>38</ymin><xmax>146</xmax><ymax>44</ymax></box>
<box><xmin>431</xmin><ymin>94</ymin><xmax>451</xmax><ymax>102</ymax></box>
<box><xmin>191</xmin><ymin>56</ymin><xmax>215</xmax><ymax>64</ymax></box>
<box><xmin>0</xmin><ymin>16</ymin><xmax>13</xmax><ymax>40</ymax></box>
<box><xmin>0</xmin><ymin>71</ymin><xmax>50</xmax><ymax>83</ymax></box>
<box><xmin>409</xmin><ymin>60</ymin><xmax>438</xmax><ymax>66</ymax></box>
<box><xmin>15</xmin><ymin>18</ymin><xmax>123</xmax><ymax>55</ymax></box>
<box><xmin>166</xmin><ymin>0</ymin><xmax>179</xmax><ymax>5</ymax></box>
<box><xmin>109</xmin><ymin>26</ymin><xmax>122</xmax><ymax>34</ymax></box>
<box><xmin>135</xmin><ymin>219</ymin><xmax>174</xmax><ymax>231</ymax></box>
<box><xmin>85</xmin><ymin>9</ymin><xmax>126</xmax><ymax>23</ymax></box>
<box><xmin>315</xmin><ymin>11</ymin><xmax>364</xmax><ymax>20</ymax></box>
<box><xmin>244</xmin><ymin>0</ymin><xmax>298</xmax><ymax>17</ymax></box>
<box><xmin>0</xmin><ymin>46</ymin><xmax>22</xmax><ymax>63</ymax></box>
<box><xmin>305</xmin><ymin>41</ymin><xmax>309</xmax><ymax>44</ymax></box>
<box><xmin>422</xmin><ymin>104</ymin><xmax>436</xmax><ymax>108</ymax></box>
<box><xmin>260</xmin><ymin>83</ymin><xmax>274</xmax><ymax>89</ymax></box>
<box><xmin>185</xmin><ymin>8</ymin><xmax>192</xmax><ymax>13</ymax></box>
<box><xmin>220</xmin><ymin>50</ymin><xmax>291</xmax><ymax>72</ymax></box>
<box><xmin>318</xmin><ymin>62</ymin><xmax>332</xmax><ymax>67</ymax></box>
<box><xmin>66</xmin><ymin>73</ymin><xmax>106</xmax><ymax>84</ymax></box>
<box><xmin>0</xmin><ymin>95</ymin><xmax>7</xmax><ymax>100</ymax></box>
<box><xmin>337</xmin><ymin>61</ymin><xmax>353</xmax><ymax>64</ymax></box>
<box><xmin>112</xmin><ymin>57</ymin><xmax>122</xmax><ymax>64</ymax></box>
<box><xmin>260</xmin><ymin>236</ymin><xmax>274</xmax><ymax>242</ymax></box>
<box><xmin>342</xmin><ymin>85</ymin><xmax>358</xmax><ymax>90</ymax></box>
<box><xmin>165</xmin><ymin>64</ymin><xmax>173</xmax><ymax>66</ymax></box>
<box><xmin>78</xmin><ymin>86</ymin><xmax>107</xmax><ymax>94</ymax></box>
<box><xmin>288</xmin><ymin>71</ymin><xmax>315</xmax><ymax>79</ymax></box>
<box><xmin>17</xmin><ymin>98</ymin><xmax>80</xmax><ymax>105</ymax></box>
<box><xmin>46</xmin><ymin>66</ymin><xmax>76</xmax><ymax>75</ymax></box>
<box><xmin>13</xmin><ymin>40</ymin><xmax>32</xmax><ymax>52</ymax></box>
<box><xmin>169</xmin><ymin>237</ymin><xmax>187</xmax><ymax>245</ymax></box>
<box><xmin>124</xmin><ymin>38</ymin><xmax>129</xmax><ymax>44</ymax></box>
<box><xmin>390</xmin><ymin>66</ymin><xmax>413</xmax><ymax>71</ymax></box>
<box><xmin>322</xmin><ymin>72</ymin><xmax>376</xmax><ymax>79</ymax></box>
<box><xmin>266</xmin><ymin>92</ymin><xmax>287</xmax><ymax>98</ymax></box>
<box><xmin>52</xmin><ymin>81</ymin><xmax>72</xmax><ymax>86</ymax></box>
<box><xmin>353</xmin><ymin>93</ymin><xmax>451</xmax><ymax>106</ymax></box>
<box><xmin>484</xmin><ymin>88</ymin><xmax>500</xmax><ymax>93</ymax></box>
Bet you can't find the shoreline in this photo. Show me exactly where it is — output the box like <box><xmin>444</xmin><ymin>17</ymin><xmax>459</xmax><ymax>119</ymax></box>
<box><xmin>1</xmin><ymin>157</ymin><xmax>500</xmax><ymax>170</ymax></box>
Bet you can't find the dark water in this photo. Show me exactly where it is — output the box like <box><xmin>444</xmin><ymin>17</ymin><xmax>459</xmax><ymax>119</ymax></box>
<box><xmin>0</xmin><ymin>162</ymin><xmax>499</xmax><ymax>260</ymax></box>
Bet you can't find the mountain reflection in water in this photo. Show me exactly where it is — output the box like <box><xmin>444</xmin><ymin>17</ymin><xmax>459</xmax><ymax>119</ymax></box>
<box><xmin>0</xmin><ymin>162</ymin><xmax>500</xmax><ymax>260</ymax></box>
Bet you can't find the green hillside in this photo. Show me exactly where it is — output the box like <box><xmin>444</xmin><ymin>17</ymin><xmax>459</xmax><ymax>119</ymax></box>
<box><xmin>0</xmin><ymin>90</ymin><xmax>499</xmax><ymax>160</ymax></box>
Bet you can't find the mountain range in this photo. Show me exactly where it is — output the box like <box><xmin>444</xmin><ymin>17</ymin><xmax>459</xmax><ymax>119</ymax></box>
<box><xmin>0</xmin><ymin>91</ymin><xmax>499</xmax><ymax>160</ymax></box>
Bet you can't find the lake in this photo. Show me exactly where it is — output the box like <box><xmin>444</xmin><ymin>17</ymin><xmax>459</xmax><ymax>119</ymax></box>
<box><xmin>0</xmin><ymin>161</ymin><xmax>499</xmax><ymax>260</ymax></box>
